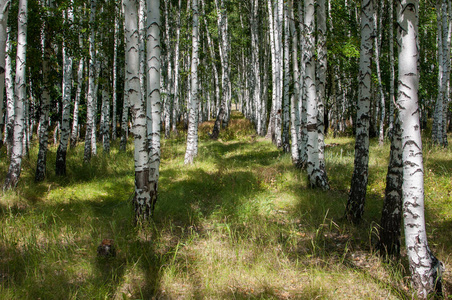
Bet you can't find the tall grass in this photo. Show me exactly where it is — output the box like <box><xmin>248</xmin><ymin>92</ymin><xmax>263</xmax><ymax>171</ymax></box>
<box><xmin>0</xmin><ymin>112</ymin><xmax>450</xmax><ymax>299</ymax></box>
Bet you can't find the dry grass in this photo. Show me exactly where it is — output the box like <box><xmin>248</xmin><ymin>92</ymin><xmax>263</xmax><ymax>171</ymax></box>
<box><xmin>0</xmin><ymin>112</ymin><xmax>451</xmax><ymax>299</ymax></box>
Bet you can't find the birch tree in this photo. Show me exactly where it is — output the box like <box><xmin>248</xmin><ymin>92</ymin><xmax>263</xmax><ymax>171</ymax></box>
<box><xmin>184</xmin><ymin>0</ymin><xmax>200</xmax><ymax>164</ymax></box>
<box><xmin>84</xmin><ymin>0</ymin><xmax>97</xmax><ymax>162</ymax></box>
<box><xmin>304</xmin><ymin>0</ymin><xmax>328</xmax><ymax>189</ymax></box>
<box><xmin>0</xmin><ymin>0</ymin><xmax>10</xmax><ymax>148</ymax></box>
<box><xmin>124</xmin><ymin>0</ymin><xmax>151</xmax><ymax>220</ymax></box>
<box><xmin>397</xmin><ymin>0</ymin><xmax>443</xmax><ymax>296</ymax></box>
<box><xmin>56</xmin><ymin>3</ymin><xmax>74</xmax><ymax>176</ymax></box>
<box><xmin>35</xmin><ymin>0</ymin><xmax>53</xmax><ymax>182</ymax></box>
<box><xmin>144</xmin><ymin>0</ymin><xmax>161</xmax><ymax>218</ymax></box>
<box><xmin>4</xmin><ymin>0</ymin><xmax>27</xmax><ymax>190</ymax></box>
<box><xmin>345</xmin><ymin>0</ymin><xmax>373</xmax><ymax>223</ymax></box>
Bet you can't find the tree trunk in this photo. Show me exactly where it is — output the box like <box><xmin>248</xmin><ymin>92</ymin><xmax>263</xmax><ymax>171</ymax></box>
<box><xmin>138</xmin><ymin>0</ymin><xmax>161</xmax><ymax>220</ymax></box>
<box><xmin>4</xmin><ymin>0</ymin><xmax>27</xmax><ymax>190</ymax></box>
<box><xmin>282</xmin><ymin>1</ymin><xmax>290</xmax><ymax>153</ymax></box>
<box><xmin>184</xmin><ymin>0</ymin><xmax>200</xmax><ymax>164</ymax></box>
<box><xmin>112</xmin><ymin>3</ymin><xmax>119</xmax><ymax>141</ymax></box>
<box><xmin>378</xmin><ymin>116</ymin><xmax>402</xmax><ymax>257</ymax></box>
<box><xmin>398</xmin><ymin>0</ymin><xmax>443</xmax><ymax>297</ymax></box>
<box><xmin>56</xmin><ymin>3</ymin><xmax>74</xmax><ymax>176</ymax></box>
<box><xmin>84</xmin><ymin>0</ymin><xmax>97</xmax><ymax>162</ymax></box>
<box><xmin>289</xmin><ymin>0</ymin><xmax>300</xmax><ymax>165</ymax></box>
<box><xmin>124</xmin><ymin>0</ymin><xmax>150</xmax><ymax>221</ymax></box>
<box><xmin>35</xmin><ymin>0</ymin><xmax>53</xmax><ymax>182</ymax></box>
<box><xmin>0</xmin><ymin>0</ymin><xmax>10</xmax><ymax>148</ymax></box>
<box><xmin>4</xmin><ymin>24</ymin><xmax>13</xmax><ymax>155</ymax></box>
<box><xmin>71</xmin><ymin>55</ymin><xmax>83</xmax><ymax>149</ymax></box>
<box><xmin>345</xmin><ymin>0</ymin><xmax>373</xmax><ymax>223</ymax></box>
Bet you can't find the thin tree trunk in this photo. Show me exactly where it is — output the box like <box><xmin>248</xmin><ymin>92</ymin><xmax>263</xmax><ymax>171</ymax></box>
<box><xmin>378</xmin><ymin>116</ymin><xmax>402</xmax><ymax>257</ymax></box>
<box><xmin>4</xmin><ymin>0</ymin><xmax>27</xmax><ymax>190</ymax></box>
<box><xmin>56</xmin><ymin>3</ymin><xmax>74</xmax><ymax>176</ymax></box>
<box><xmin>184</xmin><ymin>0</ymin><xmax>200</xmax><ymax>164</ymax></box>
<box><xmin>84</xmin><ymin>0</ymin><xmax>97</xmax><ymax>162</ymax></box>
<box><xmin>4</xmin><ymin>25</ymin><xmax>13</xmax><ymax>154</ymax></box>
<box><xmin>71</xmin><ymin>55</ymin><xmax>83</xmax><ymax>148</ymax></box>
<box><xmin>36</xmin><ymin>0</ymin><xmax>53</xmax><ymax>182</ymax></box>
<box><xmin>282</xmin><ymin>1</ymin><xmax>290</xmax><ymax>153</ymax></box>
<box><xmin>0</xmin><ymin>0</ymin><xmax>10</xmax><ymax>148</ymax></box>
<box><xmin>345</xmin><ymin>0</ymin><xmax>373</xmax><ymax>223</ymax></box>
<box><xmin>171</xmin><ymin>0</ymin><xmax>181</xmax><ymax>133</ymax></box>
<box><xmin>112</xmin><ymin>3</ymin><xmax>119</xmax><ymax>141</ymax></box>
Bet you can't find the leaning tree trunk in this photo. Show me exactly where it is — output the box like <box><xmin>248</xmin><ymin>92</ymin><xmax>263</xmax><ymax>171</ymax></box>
<box><xmin>184</xmin><ymin>0</ymin><xmax>200</xmax><ymax>165</ymax></box>
<box><xmin>345</xmin><ymin>0</ymin><xmax>373</xmax><ymax>224</ymax></box>
<box><xmin>397</xmin><ymin>0</ymin><xmax>443</xmax><ymax>297</ymax></box>
<box><xmin>4</xmin><ymin>0</ymin><xmax>27</xmax><ymax>190</ymax></box>
<box><xmin>56</xmin><ymin>3</ymin><xmax>74</xmax><ymax>176</ymax></box>
<box><xmin>144</xmin><ymin>0</ymin><xmax>161</xmax><ymax>219</ymax></box>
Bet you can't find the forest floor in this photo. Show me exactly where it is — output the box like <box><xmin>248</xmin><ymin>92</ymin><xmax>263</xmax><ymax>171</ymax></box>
<box><xmin>0</xmin><ymin>111</ymin><xmax>451</xmax><ymax>299</ymax></box>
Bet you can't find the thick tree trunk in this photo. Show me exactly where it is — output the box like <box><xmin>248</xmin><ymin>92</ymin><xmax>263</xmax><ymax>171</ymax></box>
<box><xmin>282</xmin><ymin>2</ymin><xmax>290</xmax><ymax>153</ymax></box>
<box><xmin>124</xmin><ymin>0</ymin><xmax>150</xmax><ymax>221</ymax></box>
<box><xmin>398</xmin><ymin>0</ymin><xmax>443</xmax><ymax>297</ymax></box>
<box><xmin>4</xmin><ymin>0</ymin><xmax>27</xmax><ymax>190</ymax></box>
<box><xmin>140</xmin><ymin>0</ymin><xmax>161</xmax><ymax>220</ymax></box>
<box><xmin>184</xmin><ymin>0</ymin><xmax>200</xmax><ymax>164</ymax></box>
<box><xmin>345</xmin><ymin>0</ymin><xmax>373</xmax><ymax>223</ymax></box>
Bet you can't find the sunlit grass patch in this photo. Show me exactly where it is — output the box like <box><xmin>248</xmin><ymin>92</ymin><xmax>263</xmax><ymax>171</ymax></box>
<box><xmin>0</xmin><ymin>117</ymin><xmax>450</xmax><ymax>298</ymax></box>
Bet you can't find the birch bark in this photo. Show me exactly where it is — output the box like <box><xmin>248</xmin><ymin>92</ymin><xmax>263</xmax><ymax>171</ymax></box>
<box><xmin>143</xmin><ymin>0</ymin><xmax>161</xmax><ymax>219</ymax></box>
<box><xmin>345</xmin><ymin>0</ymin><xmax>373</xmax><ymax>223</ymax></box>
<box><xmin>56</xmin><ymin>3</ymin><xmax>74</xmax><ymax>176</ymax></box>
<box><xmin>397</xmin><ymin>0</ymin><xmax>443</xmax><ymax>296</ymax></box>
<box><xmin>4</xmin><ymin>0</ymin><xmax>27</xmax><ymax>190</ymax></box>
<box><xmin>184</xmin><ymin>0</ymin><xmax>199</xmax><ymax>164</ymax></box>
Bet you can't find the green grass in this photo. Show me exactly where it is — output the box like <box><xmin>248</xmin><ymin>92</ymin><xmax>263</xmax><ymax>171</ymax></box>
<box><xmin>0</xmin><ymin>112</ymin><xmax>451</xmax><ymax>299</ymax></box>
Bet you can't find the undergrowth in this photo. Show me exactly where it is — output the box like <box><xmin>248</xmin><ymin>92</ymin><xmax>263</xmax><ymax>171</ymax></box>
<box><xmin>0</xmin><ymin>111</ymin><xmax>451</xmax><ymax>299</ymax></box>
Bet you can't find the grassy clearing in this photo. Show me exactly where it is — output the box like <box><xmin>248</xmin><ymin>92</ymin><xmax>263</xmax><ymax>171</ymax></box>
<box><xmin>0</xmin><ymin>111</ymin><xmax>451</xmax><ymax>299</ymax></box>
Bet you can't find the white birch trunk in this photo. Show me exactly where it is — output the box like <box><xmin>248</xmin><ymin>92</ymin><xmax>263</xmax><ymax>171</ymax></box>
<box><xmin>184</xmin><ymin>0</ymin><xmax>200</xmax><ymax>164</ymax></box>
<box><xmin>71</xmin><ymin>56</ymin><xmax>83</xmax><ymax>148</ymax></box>
<box><xmin>4</xmin><ymin>0</ymin><xmax>27</xmax><ymax>190</ymax></box>
<box><xmin>316</xmin><ymin>0</ymin><xmax>328</xmax><ymax>181</ymax></box>
<box><xmin>282</xmin><ymin>2</ymin><xmax>290</xmax><ymax>153</ymax></box>
<box><xmin>289</xmin><ymin>0</ymin><xmax>300</xmax><ymax>164</ymax></box>
<box><xmin>375</xmin><ymin>1</ymin><xmax>385</xmax><ymax>146</ymax></box>
<box><xmin>345</xmin><ymin>0</ymin><xmax>373</xmax><ymax>223</ymax></box>
<box><xmin>35</xmin><ymin>0</ymin><xmax>53</xmax><ymax>182</ymax></box>
<box><xmin>4</xmin><ymin>25</ymin><xmax>13</xmax><ymax>152</ymax></box>
<box><xmin>56</xmin><ymin>3</ymin><xmax>74</xmax><ymax>176</ymax></box>
<box><xmin>0</xmin><ymin>0</ymin><xmax>10</xmax><ymax>147</ymax></box>
<box><xmin>142</xmin><ymin>0</ymin><xmax>161</xmax><ymax>219</ymax></box>
<box><xmin>112</xmin><ymin>4</ymin><xmax>119</xmax><ymax>141</ymax></box>
<box><xmin>171</xmin><ymin>0</ymin><xmax>181</xmax><ymax>133</ymax></box>
<box><xmin>397</xmin><ymin>0</ymin><xmax>443</xmax><ymax>296</ymax></box>
<box><xmin>84</xmin><ymin>0</ymin><xmax>97</xmax><ymax>162</ymax></box>
<box><xmin>124</xmin><ymin>0</ymin><xmax>150</xmax><ymax>221</ymax></box>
